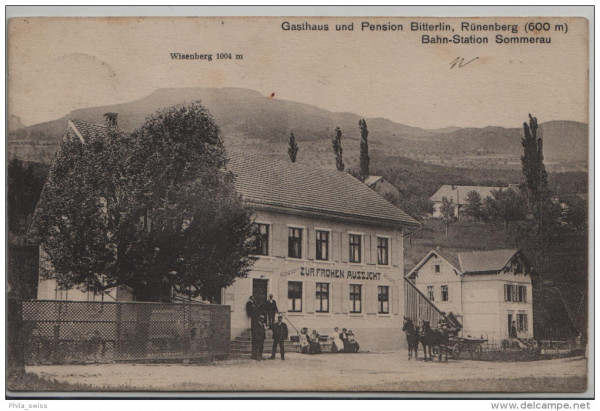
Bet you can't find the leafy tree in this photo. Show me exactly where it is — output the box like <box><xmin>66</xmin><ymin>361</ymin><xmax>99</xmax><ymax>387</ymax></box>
<box><xmin>35</xmin><ymin>102</ymin><xmax>256</xmax><ymax>302</ymax></box>
<box><xmin>288</xmin><ymin>132</ymin><xmax>299</xmax><ymax>163</ymax></box>
<box><xmin>331</xmin><ymin>126</ymin><xmax>345</xmax><ymax>171</ymax></box>
<box><xmin>383</xmin><ymin>185</ymin><xmax>433</xmax><ymax>220</ymax></box>
<box><xmin>463</xmin><ymin>190</ymin><xmax>485</xmax><ymax>222</ymax></box>
<box><xmin>358</xmin><ymin>119</ymin><xmax>370</xmax><ymax>179</ymax></box>
<box><xmin>439</xmin><ymin>196</ymin><xmax>457</xmax><ymax>236</ymax></box>
<box><xmin>483</xmin><ymin>188</ymin><xmax>527</xmax><ymax>227</ymax></box>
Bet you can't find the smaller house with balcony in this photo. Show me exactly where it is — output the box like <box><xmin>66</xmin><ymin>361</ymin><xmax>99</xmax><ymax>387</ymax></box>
<box><xmin>406</xmin><ymin>247</ymin><xmax>533</xmax><ymax>343</ymax></box>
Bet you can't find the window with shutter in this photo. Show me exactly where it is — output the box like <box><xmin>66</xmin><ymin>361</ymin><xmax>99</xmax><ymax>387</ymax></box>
<box><xmin>316</xmin><ymin>230</ymin><xmax>329</xmax><ymax>261</ymax></box>
<box><xmin>378</xmin><ymin>286</ymin><xmax>389</xmax><ymax>314</ymax></box>
<box><xmin>288</xmin><ymin>228</ymin><xmax>303</xmax><ymax>259</ymax></box>
<box><xmin>252</xmin><ymin>223</ymin><xmax>270</xmax><ymax>256</ymax></box>
<box><xmin>377</xmin><ymin>237</ymin><xmax>389</xmax><ymax>265</ymax></box>
<box><xmin>349</xmin><ymin>234</ymin><xmax>362</xmax><ymax>263</ymax></box>
<box><xmin>350</xmin><ymin>284</ymin><xmax>362</xmax><ymax>313</ymax></box>
<box><xmin>316</xmin><ymin>283</ymin><xmax>329</xmax><ymax>313</ymax></box>
<box><xmin>288</xmin><ymin>281</ymin><xmax>303</xmax><ymax>312</ymax></box>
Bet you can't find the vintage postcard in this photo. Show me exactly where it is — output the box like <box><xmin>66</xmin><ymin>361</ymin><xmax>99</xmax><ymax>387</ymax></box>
<box><xmin>6</xmin><ymin>8</ymin><xmax>592</xmax><ymax>398</ymax></box>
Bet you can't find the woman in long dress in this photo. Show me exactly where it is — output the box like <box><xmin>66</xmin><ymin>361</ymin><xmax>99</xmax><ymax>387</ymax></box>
<box><xmin>308</xmin><ymin>330</ymin><xmax>322</xmax><ymax>354</ymax></box>
<box><xmin>299</xmin><ymin>328</ymin><xmax>309</xmax><ymax>354</ymax></box>
<box><xmin>330</xmin><ymin>327</ymin><xmax>344</xmax><ymax>353</ymax></box>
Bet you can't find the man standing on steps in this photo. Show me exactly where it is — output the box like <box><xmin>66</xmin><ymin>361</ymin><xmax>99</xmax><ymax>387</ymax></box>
<box><xmin>269</xmin><ymin>315</ymin><xmax>288</xmax><ymax>360</ymax></box>
<box><xmin>252</xmin><ymin>315</ymin><xmax>266</xmax><ymax>361</ymax></box>
<box><xmin>265</xmin><ymin>294</ymin><xmax>278</xmax><ymax>328</ymax></box>
<box><xmin>246</xmin><ymin>296</ymin><xmax>255</xmax><ymax>330</ymax></box>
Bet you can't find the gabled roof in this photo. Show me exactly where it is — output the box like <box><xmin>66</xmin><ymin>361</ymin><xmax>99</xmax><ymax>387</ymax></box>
<box><xmin>227</xmin><ymin>153</ymin><xmax>419</xmax><ymax>229</ymax></box>
<box><xmin>407</xmin><ymin>248</ymin><xmax>523</xmax><ymax>278</ymax></box>
<box><xmin>363</xmin><ymin>175</ymin><xmax>383</xmax><ymax>187</ymax></box>
<box><xmin>64</xmin><ymin>120</ymin><xmax>112</xmax><ymax>143</ymax></box>
<box><xmin>430</xmin><ymin>185</ymin><xmax>509</xmax><ymax>204</ymax></box>
<box><xmin>405</xmin><ymin>247</ymin><xmax>461</xmax><ymax>278</ymax></box>
<box><xmin>458</xmin><ymin>249</ymin><xmax>519</xmax><ymax>274</ymax></box>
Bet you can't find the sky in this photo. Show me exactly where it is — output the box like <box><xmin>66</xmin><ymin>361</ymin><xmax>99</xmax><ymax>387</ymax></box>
<box><xmin>8</xmin><ymin>16</ymin><xmax>589</xmax><ymax>129</ymax></box>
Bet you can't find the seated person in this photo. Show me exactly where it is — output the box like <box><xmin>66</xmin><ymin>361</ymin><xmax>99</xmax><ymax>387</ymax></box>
<box><xmin>299</xmin><ymin>328</ymin><xmax>309</xmax><ymax>354</ymax></box>
<box><xmin>330</xmin><ymin>327</ymin><xmax>345</xmax><ymax>353</ymax></box>
<box><xmin>308</xmin><ymin>329</ymin><xmax>322</xmax><ymax>354</ymax></box>
<box><xmin>347</xmin><ymin>330</ymin><xmax>359</xmax><ymax>353</ymax></box>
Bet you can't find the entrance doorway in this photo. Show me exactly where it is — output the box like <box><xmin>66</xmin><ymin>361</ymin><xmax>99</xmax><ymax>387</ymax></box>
<box><xmin>252</xmin><ymin>279</ymin><xmax>268</xmax><ymax>308</ymax></box>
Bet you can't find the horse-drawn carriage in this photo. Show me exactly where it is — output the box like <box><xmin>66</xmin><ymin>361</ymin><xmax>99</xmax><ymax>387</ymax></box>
<box><xmin>403</xmin><ymin>315</ymin><xmax>486</xmax><ymax>362</ymax></box>
<box><xmin>445</xmin><ymin>336</ymin><xmax>487</xmax><ymax>360</ymax></box>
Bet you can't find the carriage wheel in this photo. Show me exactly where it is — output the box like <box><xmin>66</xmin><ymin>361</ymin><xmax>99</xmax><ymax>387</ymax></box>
<box><xmin>469</xmin><ymin>344</ymin><xmax>482</xmax><ymax>359</ymax></box>
<box><xmin>452</xmin><ymin>344</ymin><xmax>461</xmax><ymax>359</ymax></box>
<box><xmin>432</xmin><ymin>346</ymin><xmax>441</xmax><ymax>356</ymax></box>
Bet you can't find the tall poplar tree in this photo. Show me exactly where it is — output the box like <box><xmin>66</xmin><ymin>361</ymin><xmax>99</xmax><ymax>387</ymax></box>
<box><xmin>288</xmin><ymin>132</ymin><xmax>299</xmax><ymax>163</ymax></box>
<box><xmin>521</xmin><ymin>113</ymin><xmax>548</xmax><ymax>227</ymax></box>
<box><xmin>359</xmin><ymin>119</ymin><xmax>370</xmax><ymax>179</ymax></box>
<box><xmin>331</xmin><ymin>126</ymin><xmax>345</xmax><ymax>171</ymax></box>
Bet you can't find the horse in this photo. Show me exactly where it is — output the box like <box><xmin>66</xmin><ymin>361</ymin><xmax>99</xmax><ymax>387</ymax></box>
<box><xmin>420</xmin><ymin>320</ymin><xmax>450</xmax><ymax>361</ymax></box>
<box><xmin>402</xmin><ymin>317</ymin><xmax>420</xmax><ymax>360</ymax></box>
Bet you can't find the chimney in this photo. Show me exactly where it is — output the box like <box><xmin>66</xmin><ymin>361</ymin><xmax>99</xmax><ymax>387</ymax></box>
<box><xmin>104</xmin><ymin>112</ymin><xmax>118</xmax><ymax>129</ymax></box>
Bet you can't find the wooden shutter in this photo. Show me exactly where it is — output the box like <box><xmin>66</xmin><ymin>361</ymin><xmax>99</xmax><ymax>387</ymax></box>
<box><xmin>278</xmin><ymin>279</ymin><xmax>288</xmax><ymax>312</ymax></box>
<box><xmin>364</xmin><ymin>235</ymin><xmax>371</xmax><ymax>265</ymax></box>
<box><xmin>366</xmin><ymin>285</ymin><xmax>377</xmax><ymax>314</ymax></box>
<box><xmin>332</xmin><ymin>283</ymin><xmax>342</xmax><ymax>314</ymax></box>
<box><xmin>341</xmin><ymin>231</ymin><xmax>349</xmax><ymax>263</ymax></box>
<box><xmin>392</xmin><ymin>285</ymin><xmax>400</xmax><ymax>315</ymax></box>
<box><xmin>342</xmin><ymin>282</ymin><xmax>350</xmax><ymax>313</ymax></box>
<box><xmin>391</xmin><ymin>234</ymin><xmax>399</xmax><ymax>267</ymax></box>
<box><xmin>371</xmin><ymin>236</ymin><xmax>378</xmax><ymax>265</ymax></box>
<box><xmin>273</xmin><ymin>225</ymin><xmax>287</xmax><ymax>258</ymax></box>
<box><xmin>333</xmin><ymin>231</ymin><xmax>342</xmax><ymax>262</ymax></box>
<box><xmin>307</xmin><ymin>228</ymin><xmax>315</xmax><ymax>260</ymax></box>
<box><xmin>305</xmin><ymin>281</ymin><xmax>316</xmax><ymax>313</ymax></box>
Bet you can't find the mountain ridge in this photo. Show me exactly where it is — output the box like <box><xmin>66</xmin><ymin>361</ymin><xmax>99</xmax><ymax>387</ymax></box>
<box><xmin>8</xmin><ymin>87</ymin><xmax>588</xmax><ymax>167</ymax></box>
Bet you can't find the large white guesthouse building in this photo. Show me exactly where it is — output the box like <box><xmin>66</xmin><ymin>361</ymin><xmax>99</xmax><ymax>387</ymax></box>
<box><xmin>223</xmin><ymin>153</ymin><xmax>420</xmax><ymax>350</ymax></box>
<box><xmin>33</xmin><ymin>117</ymin><xmax>422</xmax><ymax>351</ymax></box>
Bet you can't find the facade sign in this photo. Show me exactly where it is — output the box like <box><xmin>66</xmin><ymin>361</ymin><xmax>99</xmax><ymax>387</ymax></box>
<box><xmin>297</xmin><ymin>266</ymin><xmax>382</xmax><ymax>281</ymax></box>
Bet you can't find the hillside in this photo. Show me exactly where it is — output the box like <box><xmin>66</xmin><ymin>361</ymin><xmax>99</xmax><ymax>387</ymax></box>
<box><xmin>8</xmin><ymin>87</ymin><xmax>588</xmax><ymax>170</ymax></box>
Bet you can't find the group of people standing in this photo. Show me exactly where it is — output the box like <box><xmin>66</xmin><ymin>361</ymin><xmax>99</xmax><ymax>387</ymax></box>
<box><xmin>247</xmin><ymin>295</ymin><xmax>288</xmax><ymax>361</ymax></box>
<box><xmin>299</xmin><ymin>327</ymin><xmax>360</xmax><ymax>354</ymax></box>
<box><xmin>246</xmin><ymin>294</ymin><xmax>360</xmax><ymax>360</ymax></box>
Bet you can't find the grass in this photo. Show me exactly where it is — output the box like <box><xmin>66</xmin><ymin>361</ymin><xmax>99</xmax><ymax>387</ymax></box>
<box><xmin>7</xmin><ymin>372</ymin><xmax>97</xmax><ymax>392</ymax></box>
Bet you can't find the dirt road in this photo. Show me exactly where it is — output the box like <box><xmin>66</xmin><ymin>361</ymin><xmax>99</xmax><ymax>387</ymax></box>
<box><xmin>28</xmin><ymin>352</ymin><xmax>587</xmax><ymax>392</ymax></box>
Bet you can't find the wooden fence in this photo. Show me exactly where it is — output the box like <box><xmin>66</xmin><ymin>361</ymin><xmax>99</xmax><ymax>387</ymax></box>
<box><xmin>21</xmin><ymin>300</ymin><xmax>230</xmax><ymax>364</ymax></box>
